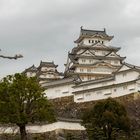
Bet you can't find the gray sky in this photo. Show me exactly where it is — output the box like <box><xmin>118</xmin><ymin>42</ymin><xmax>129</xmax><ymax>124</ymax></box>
<box><xmin>0</xmin><ymin>0</ymin><xmax>140</xmax><ymax>78</ymax></box>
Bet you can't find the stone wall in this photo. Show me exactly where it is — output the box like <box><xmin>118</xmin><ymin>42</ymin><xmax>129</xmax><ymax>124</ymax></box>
<box><xmin>0</xmin><ymin>130</ymin><xmax>88</xmax><ymax>140</ymax></box>
<box><xmin>0</xmin><ymin>93</ymin><xmax>140</xmax><ymax>139</ymax></box>
<box><xmin>51</xmin><ymin>93</ymin><xmax>140</xmax><ymax>128</ymax></box>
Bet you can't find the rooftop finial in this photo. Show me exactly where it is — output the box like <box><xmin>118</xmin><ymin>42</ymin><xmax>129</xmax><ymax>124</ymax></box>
<box><xmin>80</xmin><ymin>26</ymin><xmax>83</xmax><ymax>30</ymax></box>
<box><xmin>104</xmin><ymin>28</ymin><xmax>106</xmax><ymax>33</ymax></box>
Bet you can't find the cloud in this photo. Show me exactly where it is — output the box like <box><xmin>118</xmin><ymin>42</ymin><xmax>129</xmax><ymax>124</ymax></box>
<box><xmin>0</xmin><ymin>0</ymin><xmax>140</xmax><ymax>78</ymax></box>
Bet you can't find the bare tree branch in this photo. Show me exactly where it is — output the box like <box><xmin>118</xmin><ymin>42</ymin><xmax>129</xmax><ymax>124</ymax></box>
<box><xmin>0</xmin><ymin>54</ymin><xmax>23</xmax><ymax>59</ymax></box>
<box><xmin>0</xmin><ymin>49</ymin><xmax>23</xmax><ymax>59</ymax></box>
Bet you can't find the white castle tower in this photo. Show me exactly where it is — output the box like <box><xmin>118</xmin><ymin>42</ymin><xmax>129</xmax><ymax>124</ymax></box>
<box><xmin>64</xmin><ymin>27</ymin><xmax>126</xmax><ymax>81</ymax></box>
<box><xmin>24</xmin><ymin>61</ymin><xmax>62</xmax><ymax>84</ymax></box>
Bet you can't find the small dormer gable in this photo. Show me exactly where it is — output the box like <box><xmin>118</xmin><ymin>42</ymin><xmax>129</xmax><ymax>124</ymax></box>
<box><xmin>117</xmin><ymin>65</ymin><xmax>131</xmax><ymax>72</ymax></box>
<box><xmin>74</xmin><ymin>27</ymin><xmax>114</xmax><ymax>45</ymax></box>
<box><xmin>80</xmin><ymin>50</ymin><xmax>95</xmax><ymax>56</ymax></box>
<box><xmin>91</xmin><ymin>42</ymin><xmax>108</xmax><ymax>49</ymax></box>
<box><xmin>107</xmin><ymin>52</ymin><xmax>120</xmax><ymax>58</ymax></box>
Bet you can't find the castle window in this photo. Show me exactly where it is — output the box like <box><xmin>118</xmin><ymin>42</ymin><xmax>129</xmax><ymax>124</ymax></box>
<box><xmin>81</xmin><ymin>76</ymin><xmax>84</xmax><ymax>80</ymax></box>
<box><xmin>114</xmin><ymin>88</ymin><xmax>117</xmax><ymax>92</ymax></box>
<box><xmin>110</xmin><ymin>54</ymin><xmax>115</xmax><ymax>56</ymax></box>
<box><xmin>102</xmin><ymin>51</ymin><xmax>106</xmax><ymax>55</ymax></box>
<box><xmin>92</xmin><ymin>40</ymin><xmax>94</xmax><ymax>43</ymax></box>
<box><xmin>114</xmin><ymin>60</ymin><xmax>118</xmax><ymax>64</ymax></box>
<box><xmin>89</xmin><ymin>59</ymin><xmax>93</xmax><ymax>63</ymax></box>
<box><xmin>77</xmin><ymin>98</ymin><xmax>84</xmax><ymax>101</ymax></box>
<box><xmin>102</xmin><ymin>41</ymin><xmax>104</xmax><ymax>44</ymax></box>
<box><xmin>82</xmin><ymin>59</ymin><xmax>86</xmax><ymax>63</ymax></box>
<box><xmin>87</xmin><ymin>69</ymin><xmax>92</xmax><ymax>72</ymax></box>
<box><xmin>123</xmin><ymin>73</ymin><xmax>127</xmax><ymax>77</ymax></box>
<box><xmin>96</xmin><ymin>91</ymin><xmax>102</xmax><ymax>94</ymax></box>
<box><xmin>55</xmin><ymin>89</ymin><xmax>60</xmax><ymax>93</ymax></box>
<box><xmin>95</xmin><ymin>40</ymin><xmax>98</xmax><ymax>43</ymax></box>
<box><xmin>129</xmin><ymin>88</ymin><xmax>135</xmax><ymax>91</ymax></box>
<box><xmin>80</xmin><ymin>68</ymin><xmax>84</xmax><ymax>72</ymax></box>
<box><xmin>85</xmin><ymin>52</ymin><xmax>90</xmax><ymax>55</ymax></box>
<box><xmin>62</xmin><ymin>91</ymin><xmax>69</xmax><ymax>94</ymax></box>
<box><xmin>86</xmin><ymin>93</ymin><xmax>91</xmax><ymax>97</ymax></box>
<box><xmin>88</xmin><ymin>76</ymin><xmax>92</xmax><ymax>80</ymax></box>
<box><xmin>123</xmin><ymin>85</ymin><xmax>127</xmax><ymax>90</ymax></box>
<box><xmin>89</xmin><ymin>40</ymin><xmax>91</xmax><ymax>43</ymax></box>
<box><xmin>77</xmin><ymin>94</ymin><xmax>84</xmax><ymax>100</ymax></box>
<box><xmin>104</xmin><ymin>93</ymin><xmax>111</xmax><ymax>95</ymax></box>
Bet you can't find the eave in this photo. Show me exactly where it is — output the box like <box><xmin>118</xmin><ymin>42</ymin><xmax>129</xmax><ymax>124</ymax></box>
<box><xmin>75</xmin><ymin>55</ymin><xmax>126</xmax><ymax>61</ymax></box>
<box><xmin>74</xmin><ymin>35</ymin><xmax>114</xmax><ymax>43</ymax></box>
<box><xmin>71</xmin><ymin>45</ymin><xmax>120</xmax><ymax>54</ymax></box>
<box><xmin>73</xmin><ymin>79</ymin><xmax>138</xmax><ymax>94</ymax></box>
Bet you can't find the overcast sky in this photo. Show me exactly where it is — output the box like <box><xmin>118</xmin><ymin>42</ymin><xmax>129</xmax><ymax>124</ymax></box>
<box><xmin>0</xmin><ymin>0</ymin><xmax>140</xmax><ymax>78</ymax></box>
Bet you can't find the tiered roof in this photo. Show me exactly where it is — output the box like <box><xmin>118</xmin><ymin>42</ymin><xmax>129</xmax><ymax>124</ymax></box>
<box><xmin>24</xmin><ymin>60</ymin><xmax>62</xmax><ymax>83</ymax></box>
<box><xmin>64</xmin><ymin>27</ymin><xmax>125</xmax><ymax>81</ymax></box>
<box><xmin>42</xmin><ymin>75</ymin><xmax>81</xmax><ymax>88</ymax></box>
<box><xmin>71</xmin><ymin>43</ymin><xmax>121</xmax><ymax>54</ymax></box>
<box><xmin>38</xmin><ymin>61</ymin><xmax>58</xmax><ymax>69</ymax></box>
<box><xmin>74</xmin><ymin>27</ymin><xmax>114</xmax><ymax>43</ymax></box>
<box><xmin>24</xmin><ymin>65</ymin><xmax>38</xmax><ymax>73</ymax></box>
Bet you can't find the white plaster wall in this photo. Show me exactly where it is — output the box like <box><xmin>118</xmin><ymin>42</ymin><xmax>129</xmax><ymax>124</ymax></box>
<box><xmin>119</xmin><ymin>65</ymin><xmax>130</xmax><ymax>72</ymax></box>
<box><xmin>95</xmin><ymin>50</ymin><xmax>107</xmax><ymax>56</ymax></box>
<box><xmin>78</xmin><ymin>58</ymin><xmax>99</xmax><ymax>64</ymax></box>
<box><xmin>44</xmin><ymin>67</ymin><xmax>140</xmax><ymax>102</ymax></box>
<box><xmin>74</xmin><ymin>70</ymin><xmax>140</xmax><ymax>102</ymax></box>
<box><xmin>41</xmin><ymin>67</ymin><xmax>55</xmax><ymax>71</ymax></box>
<box><xmin>0</xmin><ymin>121</ymin><xmax>85</xmax><ymax>134</ymax></box>
<box><xmin>27</xmin><ymin>72</ymin><xmax>36</xmax><ymax>77</ymax></box>
<box><xmin>74</xmin><ymin>80</ymin><xmax>114</xmax><ymax>93</ymax></box>
<box><xmin>76</xmin><ymin>70</ymin><xmax>139</xmax><ymax>94</ymax></box>
<box><xmin>40</xmin><ymin>74</ymin><xmax>52</xmax><ymax>78</ymax></box>
<box><xmin>83</xmin><ymin>38</ymin><xmax>108</xmax><ymax>45</ymax></box>
<box><xmin>74</xmin><ymin>83</ymin><xmax>139</xmax><ymax>103</ymax></box>
<box><xmin>45</xmin><ymin>84</ymin><xmax>74</xmax><ymax>99</ymax></box>
<box><xmin>104</xmin><ymin>60</ymin><xmax>120</xmax><ymax>66</ymax></box>
<box><xmin>75</xmin><ymin>67</ymin><xmax>112</xmax><ymax>74</ymax></box>
<box><xmin>77</xmin><ymin>49</ymin><xmax>85</xmax><ymax>54</ymax></box>
<box><xmin>115</xmin><ymin>71</ymin><xmax>139</xmax><ymax>84</ymax></box>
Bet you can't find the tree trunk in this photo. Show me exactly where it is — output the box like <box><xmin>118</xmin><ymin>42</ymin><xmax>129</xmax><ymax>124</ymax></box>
<box><xmin>19</xmin><ymin>124</ymin><xmax>27</xmax><ymax>140</ymax></box>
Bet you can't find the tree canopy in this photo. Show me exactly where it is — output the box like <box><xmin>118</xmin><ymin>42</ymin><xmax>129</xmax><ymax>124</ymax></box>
<box><xmin>81</xmin><ymin>98</ymin><xmax>130</xmax><ymax>140</ymax></box>
<box><xmin>0</xmin><ymin>73</ymin><xmax>56</xmax><ymax>140</ymax></box>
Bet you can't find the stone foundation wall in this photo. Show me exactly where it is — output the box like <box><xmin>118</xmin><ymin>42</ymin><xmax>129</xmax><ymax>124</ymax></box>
<box><xmin>0</xmin><ymin>93</ymin><xmax>140</xmax><ymax>139</ymax></box>
<box><xmin>51</xmin><ymin>93</ymin><xmax>140</xmax><ymax>128</ymax></box>
<box><xmin>0</xmin><ymin>130</ymin><xmax>88</xmax><ymax>140</ymax></box>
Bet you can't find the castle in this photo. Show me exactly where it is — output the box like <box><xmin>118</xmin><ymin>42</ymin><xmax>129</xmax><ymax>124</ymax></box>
<box><xmin>24</xmin><ymin>27</ymin><xmax>140</xmax><ymax>102</ymax></box>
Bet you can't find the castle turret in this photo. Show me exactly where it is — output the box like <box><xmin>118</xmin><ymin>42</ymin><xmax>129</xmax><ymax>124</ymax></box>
<box><xmin>24</xmin><ymin>61</ymin><xmax>62</xmax><ymax>84</ymax></box>
<box><xmin>23</xmin><ymin>65</ymin><xmax>38</xmax><ymax>77</ymax></box>
<box><xmin>64</xmin><ymin>27</ymin><xmax>125</xmax><ymax>81</ymax></box>
<box><xmin>37</xmin><ymin>61</ymin><xmax>62</xmax><ymax>84</ymax></box>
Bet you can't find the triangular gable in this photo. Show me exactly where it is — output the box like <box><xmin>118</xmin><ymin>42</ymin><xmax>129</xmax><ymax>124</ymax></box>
<box><xmin>107</xmin><ymin>52</ymin><xmax>120</xmax><ymax>58</ymax></box>
<box><xmin>115</xmin><ymin>63</ymin><xmax>140</xmax><ymax>74</ymax></box>
<box><xmin>117</xmin><ymin>64</ymin><xmax>131</xmax><ymax>72</ymax></box>
<box><xmin>91</xmin><ymin>42</ymin><xmax>108</xmax><ymax>49</ymax></box>
<box><xmin>80</xmin><ymin>50</ymin><xmax>95</xmax><ymax>56</ymax></box>
<box><xmin>91</xmin><ymin>34</ymin><xmax>105</xmax><ymax>39</ymax></box>
<box><xmin>93</xmin><ymin>61</ymin><xmax>117</xmax><ymax>69</ymax></box>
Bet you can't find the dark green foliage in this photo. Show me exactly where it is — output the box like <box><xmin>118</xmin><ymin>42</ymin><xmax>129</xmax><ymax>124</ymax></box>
<box><xmin>81</xmin><ymin>98</ymin><xmax>130</xmax><ymax>140</ymax></box>
<box><xmin>0</xmin><ymin>73</ymin><xmax>56</xmax><ymax>140</ymax></box>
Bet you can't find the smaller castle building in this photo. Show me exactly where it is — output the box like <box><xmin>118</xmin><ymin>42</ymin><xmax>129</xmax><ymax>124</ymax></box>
<box><xmin>24</xmin><ymin>61</ymin><xmax>62</xmax><ymax>84</ymax></box>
